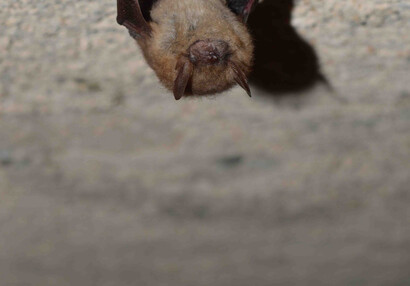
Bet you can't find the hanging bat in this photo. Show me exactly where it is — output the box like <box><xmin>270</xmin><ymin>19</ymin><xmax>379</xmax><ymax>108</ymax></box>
<box><xmin>117</xmin><ymin>0</ymin><xmax>258</xmax><ymax>100</ymax></box>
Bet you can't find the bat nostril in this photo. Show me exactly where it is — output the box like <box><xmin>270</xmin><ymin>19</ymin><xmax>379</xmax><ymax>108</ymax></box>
<box><xmin>207</xmin><ymin>56</ymin><xmax>219</xmax><ymax>64</ymax></box>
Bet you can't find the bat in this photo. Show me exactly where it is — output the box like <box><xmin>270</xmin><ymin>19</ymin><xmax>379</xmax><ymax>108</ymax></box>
<box><xmin>117</xmin><ymin>0</ymin><xmax>258</xmax><ymax>100</ymax></box>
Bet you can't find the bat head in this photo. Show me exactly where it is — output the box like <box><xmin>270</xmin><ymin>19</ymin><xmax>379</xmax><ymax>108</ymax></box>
<box><xmin>118</xmin><ymin>0</ymin><xmax>254</xmax><ymax>100</ymax></box>
<box><xmin>167</xmin><ymin>37</ymin><xmax>252</xmax><ymax>100</ymax></box>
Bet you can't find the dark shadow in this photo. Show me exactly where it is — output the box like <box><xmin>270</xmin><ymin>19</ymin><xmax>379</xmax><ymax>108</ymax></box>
<box><xmin>247</xmin><ymin>0</ymin><xmax>326</xmax><ymax>96</ymax></box>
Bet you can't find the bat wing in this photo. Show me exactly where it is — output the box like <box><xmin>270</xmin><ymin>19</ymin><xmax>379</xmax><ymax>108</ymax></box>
<box><xmin>117</xmin><ymin>0</ymin><xmax>153</xmax><ymax>39</ymax></box>
<box><xmin>227</xmin><ymin>0</ymin><xmax>258</xmax><ymax>22</ymax></box>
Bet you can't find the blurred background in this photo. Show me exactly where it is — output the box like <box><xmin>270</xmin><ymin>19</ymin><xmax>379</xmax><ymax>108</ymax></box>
<box><xmin>1</xmin><ymin>0</ymin><xmax>409</xmax><ymax>285</ymax></box>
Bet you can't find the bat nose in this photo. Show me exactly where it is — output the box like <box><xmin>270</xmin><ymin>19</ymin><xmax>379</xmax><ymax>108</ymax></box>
<box><xmin>188</xmin><ymin>40</ymin><xmax>230</xmax><ymax>66</ymax></box>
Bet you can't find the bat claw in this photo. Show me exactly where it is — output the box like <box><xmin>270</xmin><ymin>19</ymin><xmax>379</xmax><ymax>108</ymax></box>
<box><xmin>173</xmin><ymin>58</ymin><xmax>193</xmax><ymax>101</ymax></box>
<box><xmin>229</xmin><ymin>61</ymin><xmax>252</xmax><ymax>98</ymax></box>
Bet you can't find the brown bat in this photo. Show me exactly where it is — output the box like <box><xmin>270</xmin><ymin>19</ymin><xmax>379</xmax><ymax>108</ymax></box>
<box><xmin>117</xmin><ymin>0</ymin><xmax>258</xmax><ymax>100</ymax></box>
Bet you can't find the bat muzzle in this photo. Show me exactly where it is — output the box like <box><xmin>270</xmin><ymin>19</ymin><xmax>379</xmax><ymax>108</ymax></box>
<box><xmin>188</xmin><ymin>40</ymin><xmax>230</xmax><ymax>66</ymax></box>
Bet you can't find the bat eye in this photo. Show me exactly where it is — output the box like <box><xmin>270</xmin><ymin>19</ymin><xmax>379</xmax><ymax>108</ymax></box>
<box><xmin>188</xmin><ymin>40</ymin><xmax>230</xmax><ymax>66</ymax></box>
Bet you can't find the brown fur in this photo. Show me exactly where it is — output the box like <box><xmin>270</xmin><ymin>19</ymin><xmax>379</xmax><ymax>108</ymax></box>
<box><xmin>136</xmin><ymin>0</ymin><xmax>254</xmax><ymax>98</ymax></box>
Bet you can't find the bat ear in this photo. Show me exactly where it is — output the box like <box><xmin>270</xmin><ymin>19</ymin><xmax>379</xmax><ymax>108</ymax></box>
<box><xmin>173</xmin><ymin>58</ymin><xmax>193</xmax><ymax>100</ymax></box>
<box><xmin>117</xmin><ymin>0</ymin><xmax>152</xmax><ymax>39</ymax></box>
<box><xmin>229</xmin><ymin>62</ymin><xmax>252</xmax><ymax>97</ymax></box>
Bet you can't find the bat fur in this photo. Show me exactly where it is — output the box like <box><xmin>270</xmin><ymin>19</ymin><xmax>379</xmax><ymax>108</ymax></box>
<box><xmin>117</xmin><ymin>0</ymin><xmax>254</xmax><ymax>100</ymax></box>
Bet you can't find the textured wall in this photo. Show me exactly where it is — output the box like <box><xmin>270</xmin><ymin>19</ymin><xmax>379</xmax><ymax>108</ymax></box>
<box><xmin>1</xmin><ymin>1</ymin><xmax>409</xmax><ymax>285</ymax></box>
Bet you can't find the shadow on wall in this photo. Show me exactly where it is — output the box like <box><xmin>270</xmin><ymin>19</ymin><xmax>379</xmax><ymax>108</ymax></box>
<box><xmin>248</xmin><ymin>0</ymin><xmax>326</xmax><ymax>96</ymax></box>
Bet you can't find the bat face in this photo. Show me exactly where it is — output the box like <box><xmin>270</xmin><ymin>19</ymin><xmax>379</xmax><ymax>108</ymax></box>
<box><xmin>117</xmin><ymin>0</ymin><xmax>255</xmax><ymax>100</ymax></box>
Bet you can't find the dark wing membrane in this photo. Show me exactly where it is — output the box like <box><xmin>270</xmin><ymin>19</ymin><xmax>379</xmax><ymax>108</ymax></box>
<box><xmin>139</xmin><ymin>0</ymin><xmax>159</xmax><ymax>21</ymax></box>
<box><xmin>117</xmin><ymin>0</ymin><xmax>153</xmax><ymax>38</ymax></box>
<box><xmin>227</xmin><ymin>0</ymin><xmax>248</xmax><ymax>15</ymax></box>
<box><xmin>227</xmin><ymin>0</ymin><xmax>258</xmax><ymax>21</ymax></box>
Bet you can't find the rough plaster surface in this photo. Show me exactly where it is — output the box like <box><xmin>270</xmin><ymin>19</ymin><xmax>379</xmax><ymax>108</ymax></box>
<box><xmin>0</xmin><ymin>0</ymin><xmax>409</xmax><ymax>285</ymax></box>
